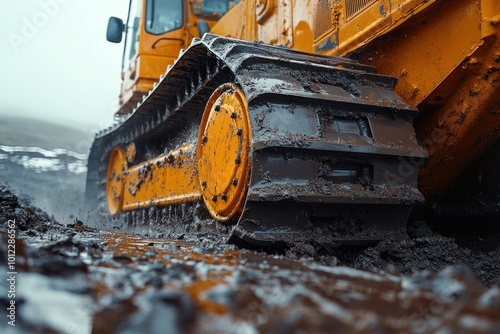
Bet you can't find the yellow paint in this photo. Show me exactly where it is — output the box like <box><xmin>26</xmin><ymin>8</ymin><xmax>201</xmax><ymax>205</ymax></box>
<box><xmin>117</xmin><ymin>0</ymin><xmax>224</xmax><ymax>115</ymax></box>
<box><xmin>105</xmin><ymin>84</ymin><xmax>252</xmax><ymax>220</ymax></box>
<box><xmin>107</xmin><ymin>143</ymin><xmax>202</xmax><ymax>214</ymax></box>
<box><xmin>414</xmin><ymin>25</ymin><xmax>500</xmax><ymax>197</ymax></box>
<box><xmin>345</xmin><ymin>0</ymin><xmax>500</xmax><ymax>197</ymax></box>
<box><xmin>197</xmin><ymin>84</ymin><xmax>252</xmax><ymax>221</ymax></box>
<box><xmin>126</xmin><ymin>142</ymin><xmax>136</xmax><ymax>163</ymax></box>
<box><xmin>122</xmin><ymin>144</ymin><xmax>201</xmax><ymax>211</ymax></box>
<box><xmin>107</xmin><ymin>147</ymin><xmax>127</xmax><ymax>215</ymax></box>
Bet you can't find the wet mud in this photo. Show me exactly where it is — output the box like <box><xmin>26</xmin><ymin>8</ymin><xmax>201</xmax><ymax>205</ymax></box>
<box><xmin>1</xmin><ymin>186</ymin><xmax>500</xmax><ymax>333</ymax></box>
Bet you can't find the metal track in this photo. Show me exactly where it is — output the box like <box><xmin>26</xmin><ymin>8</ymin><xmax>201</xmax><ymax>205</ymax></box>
<box><xmin>85</xmin><ymin>34</ymin><xmax>426</xmax><ymax>249</ymax></box>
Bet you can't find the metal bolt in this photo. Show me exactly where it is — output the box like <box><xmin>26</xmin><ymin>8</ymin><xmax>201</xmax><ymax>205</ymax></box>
<box><xmin>201</xmin><ymin>136</ymin><xmax>208</xmax><ymax>144</ymax></box>
<box><xmin>220</xmin><ymin>193</ymin><xmax>228</xmax><ymax>200</ymax></box>
<box><xmin>235</xmin><ymin>157</ymin><xmax>241</xmax><ymax>164</ymax></box>
<box><xmin>232</xmin><ymin>178</ymin><xmax>238</xmax><ymax>186</ymax></box>
<box><xmin>166</xmin><ymin>154</ymin><xmax>175</xmax><ymax>163</ymax></box>
<box><xmin>201</xmin><ymin>181</ymin><xmax>207</xmax><ymax>188</ymax></box>
<box><xmin>212</xmin><ymin>195</ymin><xmax>217</xmax><ymax>202</ymax></box>
<box><xmin>236</xmin><ymin>128</ymin><xmax>243</xmax><ymax>136</ymax></box>
<box><xmin>214</xmin><ymin>104</ymin><xmax>221</xmax><ymax>112</ymax></box>
<box><xmin>230</xmin><ymin>112</ymin><xmax>237</xmax><ymax>119</ymax></box>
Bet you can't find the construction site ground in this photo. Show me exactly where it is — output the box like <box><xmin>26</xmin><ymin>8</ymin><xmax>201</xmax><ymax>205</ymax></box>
<box><xmin>1</xmin><ymin>186</ymin><xmax>500</xmax><ymax>333</ymax></box>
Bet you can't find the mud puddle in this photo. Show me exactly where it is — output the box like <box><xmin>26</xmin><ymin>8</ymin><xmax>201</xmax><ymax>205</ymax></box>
<box><xmin>1</xmin><ymin>186</ymin><xmax>500</xmax><ymax>333</ymax></box>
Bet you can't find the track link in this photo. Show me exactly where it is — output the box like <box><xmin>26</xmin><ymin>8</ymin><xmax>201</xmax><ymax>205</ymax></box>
<box><xmin>86</xmin><ymin>34</ymin><xmax>426</xmax><ymax>249</ymax></box>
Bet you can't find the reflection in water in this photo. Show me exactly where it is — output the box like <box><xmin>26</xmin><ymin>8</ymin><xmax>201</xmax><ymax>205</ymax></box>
<box><xmin>86</xmin><ymin>232</ymin><xmax>500</xmax><ymax>333</ymax></box>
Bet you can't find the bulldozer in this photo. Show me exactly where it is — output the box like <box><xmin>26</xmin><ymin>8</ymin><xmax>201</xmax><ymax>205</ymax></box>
<box><xmin>86</xmin><ymin>0</ymin><xmax>499</xmax><ymax>248</ymax></box>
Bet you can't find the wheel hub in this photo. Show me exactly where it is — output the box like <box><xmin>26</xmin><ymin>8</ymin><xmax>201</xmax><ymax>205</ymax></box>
<box><xmin>197</xmin><ymin>83</ymin><xmax>251</xmax><ymax>221</ymax></box>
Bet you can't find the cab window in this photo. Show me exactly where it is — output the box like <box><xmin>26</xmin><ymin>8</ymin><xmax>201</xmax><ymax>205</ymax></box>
<box><xmin>146</xmin><ymin>0</ymin><xmax>184</xmax><ymax>35</ymax></box>
<box><xmin>191</xmin><ymin>0</ymin><xmax>240</xmax><ymax>20</ymax></box>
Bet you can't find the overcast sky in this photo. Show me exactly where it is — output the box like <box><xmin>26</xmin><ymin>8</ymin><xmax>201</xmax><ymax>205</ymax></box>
<box><xmin>0</xmin><ymin>0</ymin><xmax>129</xmax><ymax>132</ymax></box>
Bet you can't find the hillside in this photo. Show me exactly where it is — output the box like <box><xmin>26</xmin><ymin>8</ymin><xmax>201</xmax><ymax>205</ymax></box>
<box><xmin>0</xmin><ymin>116</ymin><xmax>92</xmax><ymax>153</ymax></box>
<box><xmin>0</xmin><ymin>116</ymin><xmax>92</xmax><ymax>222</ymax></box>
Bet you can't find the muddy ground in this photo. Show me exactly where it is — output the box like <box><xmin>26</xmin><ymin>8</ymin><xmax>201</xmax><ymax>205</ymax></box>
<box><xmin>1</xmin><ymin>186</ymin><xmax>499</xmax><ymax>333</ymax></box>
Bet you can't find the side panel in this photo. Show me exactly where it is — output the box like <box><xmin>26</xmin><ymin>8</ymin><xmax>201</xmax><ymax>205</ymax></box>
<box><xmin>350</xmin><ymin>0</ymin><xmax>500</xmax><ymax>197</ymax></box>
<box><xmin>214</xmin><ymin>0</ymin><xmax>500</xmax><ymax>199</ymax></box>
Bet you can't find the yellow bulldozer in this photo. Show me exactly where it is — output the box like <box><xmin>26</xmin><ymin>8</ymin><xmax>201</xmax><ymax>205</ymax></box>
<box><xmin>86</xmin><ymin>0</ymin><xmax>499</xmax><ymax>248</ymax></box>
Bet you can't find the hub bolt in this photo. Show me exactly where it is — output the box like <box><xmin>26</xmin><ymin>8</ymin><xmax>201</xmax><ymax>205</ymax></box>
<box><xmin>221</xmin><ymin>193</ymin><xmax>228</xmax><ymax>200</ymax></box>
<box><xmin>232</xmin><ymin>178</ymin><xmax>238</xmax><ymax>186</ymax></box>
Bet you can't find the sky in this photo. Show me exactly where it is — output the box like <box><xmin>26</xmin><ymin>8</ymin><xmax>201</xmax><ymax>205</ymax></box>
<box><xmin>0</xmin><ymin>0</ymin><xmax>129</xmax><ymax>132</ymax></box>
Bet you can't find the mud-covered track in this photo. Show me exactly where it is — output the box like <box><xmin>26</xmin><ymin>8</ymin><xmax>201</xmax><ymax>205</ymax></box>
<box><xmin>86</xmin><ymin>34</ymin><xmax>426</xmax><ymax>248</ymax></box>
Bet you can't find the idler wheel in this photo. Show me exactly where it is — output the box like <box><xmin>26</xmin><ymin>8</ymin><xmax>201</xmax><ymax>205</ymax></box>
<box><xmin>197</xmin><ymin>83</ymin><xmax>251</xmax><ymax>221</ymax></box>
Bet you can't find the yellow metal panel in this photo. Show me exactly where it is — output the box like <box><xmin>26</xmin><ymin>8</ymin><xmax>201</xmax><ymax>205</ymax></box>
<box><xmin>415</xmin><ymin>26</ymin><xmax>500</xmax><ymax>197</ymax></box>
<box><xmin>354</xmin><ymin>0</ymin><xmax>483</xmax><ymax>106</ymax></box>
<box><xmin>292</xmin><ymin>0</ymin><xmax>314</xmax><ymax>52</ymax></box>
<box><xmin>334</xmin><ymin>0</ymin><xmax>391</xmax><ymax>55</ymax></box>
<box><xmin>342</xmin><ymin>0</ymin><xmax>499</xmax><ymax>197</ymax></box>
<box><xmin>121</xmin><ymin>144</ymin><xmax>202</xmax><ymax>211</ymax></box>
<box><xmin>210</xmin><ymin>2</ymin><xmax>247</xmax><ymax>39</ymax></box>
<box><xmin>481</xmin><ymin>0</ymin><xmax>500</xmax><ymax>39</ymax></box>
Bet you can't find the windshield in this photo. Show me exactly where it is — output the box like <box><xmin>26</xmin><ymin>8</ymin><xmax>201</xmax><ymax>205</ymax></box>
<box><xmin>146</xmin><ymin>0</ymin><xmax>184</xmax><ymax>35</ymax></box>
<box><xmin>191</xmin><ymin>0</ymin><xmax>240</xmax><ymax>19</ymax></box>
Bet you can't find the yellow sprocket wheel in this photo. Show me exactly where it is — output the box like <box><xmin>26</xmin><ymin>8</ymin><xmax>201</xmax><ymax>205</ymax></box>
<box><xmin>197</xmin><ymin>83</ymin><xmax>252</xmax><ymax>221</ymax></box>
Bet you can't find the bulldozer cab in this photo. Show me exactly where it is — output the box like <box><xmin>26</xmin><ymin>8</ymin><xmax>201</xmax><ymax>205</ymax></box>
<box><xmin>107</xmin><ymin>0</ymin><xmax>237</xmax><ymax>115</ymax></box>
